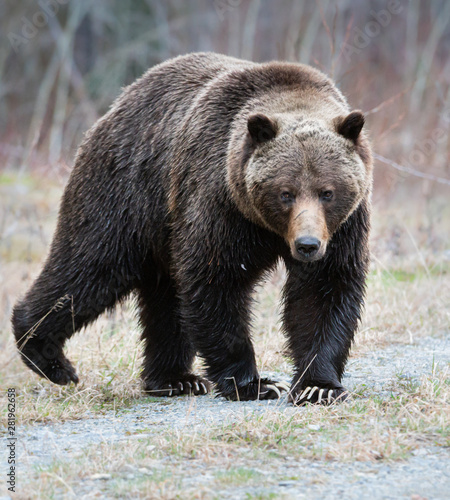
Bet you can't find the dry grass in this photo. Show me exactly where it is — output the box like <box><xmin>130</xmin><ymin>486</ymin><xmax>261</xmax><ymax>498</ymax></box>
<box><xmin>14</xmin><ymin>367</ymin><xmax>449</xmax><ymax>498</ymax></box>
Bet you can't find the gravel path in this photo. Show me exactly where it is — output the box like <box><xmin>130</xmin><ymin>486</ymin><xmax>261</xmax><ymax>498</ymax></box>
<box><xmin>228</xmin><ymin>447</ymin><xmax>450</xmax><ymax>500</ymax></box>
<box><xmin>9</xmin><ymin>335</ymin><xmax>450</xmax><ymax>499</ymax></box>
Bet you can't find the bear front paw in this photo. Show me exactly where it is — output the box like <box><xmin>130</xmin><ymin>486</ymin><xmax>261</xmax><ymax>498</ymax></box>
<box><xmin>143</xmin><ymin>374</ymin><xmax>210</xmax><ymax>397</ymax></box>
<box><xmin>221</xmin><ymin>378</ymin><xmax>290</xmax><ymax>401</ymax></box>
<box><xmin>289</xmin><ymin>384</ymin><xmax>348</xmax><ymax>405</ymax></box>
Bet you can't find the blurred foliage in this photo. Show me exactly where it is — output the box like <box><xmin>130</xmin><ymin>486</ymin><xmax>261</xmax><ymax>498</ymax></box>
<box><xmin>0</xmin><ymin>0</ymin><xmax>449</xmax><ymax>194</ymax></box>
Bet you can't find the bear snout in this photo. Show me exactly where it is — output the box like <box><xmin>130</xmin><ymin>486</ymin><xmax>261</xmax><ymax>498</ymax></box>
<box><xmin>292</xmin><ymin>236</ymin><xmax>325</xmax><ymax>262</ymax></box>
<box><xmin>295</xmin><ymin>236</ymin><xmax>320</xmax><ymax>257</ymax></box>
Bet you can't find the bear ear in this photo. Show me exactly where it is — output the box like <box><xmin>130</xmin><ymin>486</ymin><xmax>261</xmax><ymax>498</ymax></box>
<box><xmin>335</xmin><ymin>110</ymin><xmax>365</xmax><ymax>142</ymax></box>
<box><xmin>247</xmin><ymin>114</ymin><xmax>278</xmax><ymax>145</ymax></box>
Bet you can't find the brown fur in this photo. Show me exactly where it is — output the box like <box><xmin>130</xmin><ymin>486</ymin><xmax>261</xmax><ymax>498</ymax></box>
<box><xmin>12</xmin><ymin>53</ymin><xmax>372</xmax><ymax>403</ymax></box>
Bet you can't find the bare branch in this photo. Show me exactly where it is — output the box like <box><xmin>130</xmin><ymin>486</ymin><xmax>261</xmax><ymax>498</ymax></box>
<box><xmin>374</xmin><ymin>153</ymin><xmax>450</xmax><ymax>186</ymax></box>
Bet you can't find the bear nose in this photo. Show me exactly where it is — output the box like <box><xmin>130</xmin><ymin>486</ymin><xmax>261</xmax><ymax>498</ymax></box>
<box><xmin>295</xmin><ymin>237</ymin><xmax>321</xmax><ymax>258</ymax></box>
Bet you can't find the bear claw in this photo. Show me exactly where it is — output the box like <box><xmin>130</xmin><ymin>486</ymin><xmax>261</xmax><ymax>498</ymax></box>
<box><xmin>291</xmin><ymin>386</ymin><xmax>348</xmax><ymax>405</ymax></box>
<box><xmin>264</xmin><ymin>384</ymin><xmax>281</xmax><ymax>398</ymax></box>
<box><xmin>223</xmin><ymin>378</ymin><xmax>290</xmax><ymax>401</ymax></box>
<box><xmin>143</xmin><ymin>374</ymin><xmax>210</xmax><ymax>397</ymax></box>
<box><xmin>274</xmin><ymin>381</ymin><xmax>291</xmax><ymax>392</ymax></box>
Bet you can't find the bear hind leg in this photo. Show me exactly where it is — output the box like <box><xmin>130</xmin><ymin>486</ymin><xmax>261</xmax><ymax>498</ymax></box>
<box><xmin>13</xmin><ymin>254</ymin><xmax>134</xmax><ymax>385</ymax></box>
<box><xmin>13</xmin><ymin>286</ymin><xmax>82</xmax><ymax>386</ymax></box>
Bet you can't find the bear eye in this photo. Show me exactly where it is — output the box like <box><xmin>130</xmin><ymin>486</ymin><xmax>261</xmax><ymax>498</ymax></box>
<box><xmin>280</xmin><ymin>191</ymin><xmax>294</xmax><ymax>202</ymax></box>
<box><xmin>320</xmin><ymin>190</ymin><xmax>333</xmax><ymax>201</ymax></box>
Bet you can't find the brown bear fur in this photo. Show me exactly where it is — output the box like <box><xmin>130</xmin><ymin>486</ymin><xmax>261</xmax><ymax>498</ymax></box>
<box><xmin>12</xmin><ymin>52</ymin><xmax>372</xmax><ymax>403</ymax></box>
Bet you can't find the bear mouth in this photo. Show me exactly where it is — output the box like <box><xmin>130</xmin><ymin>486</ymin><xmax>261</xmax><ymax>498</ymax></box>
<box><xmin>292</xmin><ymin>252</ymin><xmax>325</xmax><ymax>263</ymax></box>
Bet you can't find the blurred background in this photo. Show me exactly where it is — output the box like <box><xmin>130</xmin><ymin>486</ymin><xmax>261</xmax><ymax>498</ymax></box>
<box><xmin>1</xmin><ymin>0</ymin><xmax>449</xmax><ymax>191</ymax></box>
<box><xmin>0</xmin><ymin>0</ymin><xmax>449</xmax><ymax>293</ymax></box>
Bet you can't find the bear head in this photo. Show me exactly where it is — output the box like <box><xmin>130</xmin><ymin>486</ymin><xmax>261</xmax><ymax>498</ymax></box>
<box><xmin>228</xmin><ymin>110</ymin><xmax>372</xmax><ymax>262</ymax></box>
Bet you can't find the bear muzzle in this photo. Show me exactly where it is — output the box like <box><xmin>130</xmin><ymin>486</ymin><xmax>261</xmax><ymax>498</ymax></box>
<box><xmin>287</xmin><ymin>201</ymin><xmax>329</xmax><ymax>262</ymax></box>
<box><xmin>292</xmin><ymin>235</ymin><xmax>326</xmax><ymax>262</ymax></box>
<box><xmin>295</xmin><ymin>236</ymin><xmax>321</xmax><ymax>258</ymax></box>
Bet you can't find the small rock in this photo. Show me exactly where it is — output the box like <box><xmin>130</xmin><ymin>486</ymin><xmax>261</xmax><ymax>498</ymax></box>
<box><xmin>412</xmin><ymin>448</ymin><xmax>428</xmax><ymax>456</ymax></box>
<box><xmin>279</xmin><ymin>480</ymin><xmax>297</xmax><ymax>487</ymax></box>
<box><xmin>88</xmin><ymin>473</ymin><xmax>111</xmax><ymax>480</ymax></box>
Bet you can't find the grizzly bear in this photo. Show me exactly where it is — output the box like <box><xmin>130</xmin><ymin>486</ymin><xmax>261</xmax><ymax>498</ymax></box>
<box><xmin>12</xmin><ymin>52</ymin><xmax>372</xmax><ymax>404</ymax></box>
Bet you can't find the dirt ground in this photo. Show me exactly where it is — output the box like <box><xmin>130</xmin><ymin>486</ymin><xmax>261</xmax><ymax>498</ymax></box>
<box><xmin>10</xmin><ymin>336</ymin><xmax>450</xmax><ymax>499</ymax></box>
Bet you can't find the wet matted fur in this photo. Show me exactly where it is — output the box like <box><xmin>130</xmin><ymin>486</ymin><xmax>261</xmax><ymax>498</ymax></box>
<box><xmin>12</xmin><ymin>53</ymin><xmax>372</xmax><ymax>403</ymax></box>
